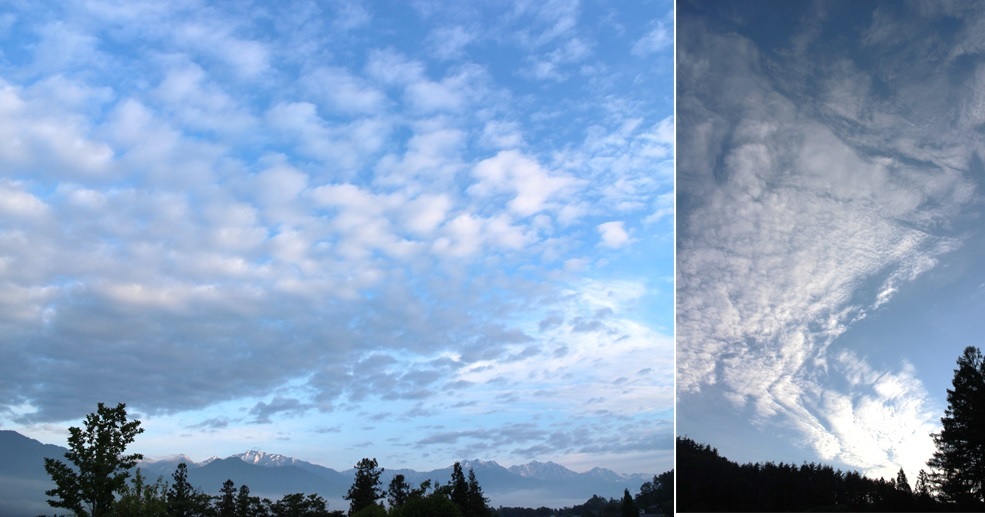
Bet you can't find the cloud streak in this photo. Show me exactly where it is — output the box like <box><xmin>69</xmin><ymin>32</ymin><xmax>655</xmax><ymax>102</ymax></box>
<box><xmin>677</xmin><ymin>1</ymin><xmax>984</xmax><ymax>481</ymax></box>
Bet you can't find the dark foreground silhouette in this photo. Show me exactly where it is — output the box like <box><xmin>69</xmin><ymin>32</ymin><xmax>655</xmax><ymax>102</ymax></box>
<box><xmin>676</xmin><ymin>436</ymin><xmax>946</xmax><ymax>513</ymax></box>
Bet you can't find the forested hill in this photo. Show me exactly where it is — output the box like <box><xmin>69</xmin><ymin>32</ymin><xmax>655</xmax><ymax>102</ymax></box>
<box><xmin>676</xmin><ymin>437</ymin><xmax>945</xmax><ymax>512</ymax></box>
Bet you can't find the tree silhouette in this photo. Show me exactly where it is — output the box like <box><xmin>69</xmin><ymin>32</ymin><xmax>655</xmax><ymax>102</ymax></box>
<box><xmin>345</xmin><ymin>457</ymin><xmax>384</xmax><ymax>515</ymax></box>
<box><xmin>895</xmin><ymin>468</ymin><xmax>912</xmax><ymax>494</ymax></box>
<box><xmin>217</xmin><ymin>479</ymin><xmax>237</xmax><ymax>516</ymax></box>
<box><xmin>270</xmin><ymin>492</ymin><xmax>332</xmax><ymax>516</ymax></box>
<box><xmin>677</xmin><ymin>435</ymin><xmax>936</xmax><ymax>512</ymax></box>
<box><xmin>449</xmin><ymin>462</ymin><xmax>469</xmax><ymax>512</ymax></box>
<box><xmin>928</xmin><ymin>346</ymin><xmax>985</xmax><ymax>509</ymax></box>
<box><xmin>466</xmin><ymin>467</ymin><xmax>491</xmax><ymax>517</ymax></box>
<box><xmin>620</xmin><ymin>488</ymin><xmax>637</xmax><ymax>517</ymax></box>
<box><xmin>43</xmin><ymin>402</ymin><xmax>144</xmax><ymax>516</ymax></box>
<box><xmin>387</xmin><ymin>474</ymin><xmax>411</xmax><ymax>510</ymax></box>
<box><xmin>167</xmin><ymin>462</ymin><xmax>211</xmax><ymax>516</ymax></box>
<box><xmin>112</xmin><ymin>469</ymin><xmax>168</xmax><ymax>516</ymax></box>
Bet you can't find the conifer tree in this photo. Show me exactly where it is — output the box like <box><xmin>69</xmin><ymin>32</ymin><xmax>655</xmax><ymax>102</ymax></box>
<box><xmin>915</xmin><ymin>469</ymin><xmax>932</xmax><ymax>498</ymax></box>
<box><xmin>387</xmin><ymin>474</ymin><xmax>411</xmax><ymax>510</ymax></box>
<box><xmin>345</xmin><ymin>458</ymin><xmax>384</xmax><ymax>515</ymax></box>
<box><xmin>928</xmin><ymin>346</ymin><xmax>985</xmax><ymax>507</ymax></box>
<box><xmin>236</xmin><ymin>484</ymin><xmax>258</xmax><ymax>517</ymax></box>
<box><xmin>168</xmin><ymin>462</ymin><xmax>209</xmax><ymax>516</ymax></box>
<box><xmin>621</xmin><ymin>488</ymin><xmax>638</xmax><ymax>517</ymax></box>
<box><xmin>466</xmin><ymin>467</ymin><xmax>491</xmax><ymax>517</ymax></box>
<box><xmin>895</xmin><ymin>468</ymin><xmax>912</xmax><ymax>494</ymax></box>
<box><xmin>217</xmin><ymin>479</ymin><xmax>237</xmax><ymax>517</ymax></box>
<box><xmin>449</xmin><ymin>462</ymin><xmax>469</xmax><ymax>511</ymax></box>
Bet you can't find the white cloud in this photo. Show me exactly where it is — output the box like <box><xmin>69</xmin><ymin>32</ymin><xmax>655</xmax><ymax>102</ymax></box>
<box><xmin>404</xmin><ymin>66</ymin><xmax>480</xmax><ymax>114</ymax></box>
<box><xmin>632</xmin><ymin>23</ymin><xmax>671</xmax><ymax>56</ymax></box>
<box><xmin>427</xmin><ymin>25</ymin><xmax>476</xmax><ymax>60</ymax></box>
<box><xmin>303</xmin><ymin>67</ymin><xmax>388</xmax><ymax>115</ymax></box>
<box><xmin>470</xmin><ymin>150</ymin><xmax>575</xmax><ymax>217</ymax></box>
<box><xmin>152</xmin><ymin>58</ymin><xmax>257</xmax><ymax>135</ymax></box>
<box><xmin>255</xmin><ymin>163</ymin><xmax>309</xmax><ymax>206</ymax></box>
<box><xmin>0</xmin><ymin>181</ymin><xmax>49</xmax><ymax>219</ymax></box>
<box><xmin>644</xmin><ymin>192</ymin><xmax>673</xmax><ymax>225</ymax></box>
<box><xmin>450</xmin><ymin>277</ymin><xmax>671</xmax><ymax>417</ymax></box>
<box><xmin>525</xmin><ymin>37</ymin><xmax>592</xmax><ymax>81</ymax></box>
<box><xmin>308</xmin><ymin>183</ymin><xmax>416</xmax><ymax>260</ymax></box>
<box><xmin>0</xmin><ymin>80</ymin><xmax>114</xmax><ymax>178</ymax></box>
<box><xmin>265</xmin><ymin>102</ymin><xmax>391</xmax><ymax>173</ymax></box>
<box><xmin>400</xmin><ymin>193</ymin><xmax>453</xmax><ymax>236</ymax></box>
<box><xmin>374</xmin><ymin>120</ymin><xmax>466</xmax><ymax>188</ymax></box>
<box><xmin>173</xmin><ymin>21</ymin><xmax>270</xmax><ymax>78</ymax></box>
<box><xmin>596</xmin><ymin>221</ymin><xmax>631</xmax><ymax>249</ymax></box>
<box><xmin>432</xmin><ymin>213</ymin><xmax>484</xmax><ymax>258</ymax></box>
<box><xmin>677</xmin><ymin>22</ymin><xmax>977</xmax><ymax>480</ymax></box>
<box><xmin>365</xmin><ymin>49</ymin><xmax>426</xmax><ymax>87</ymax></box>
<box><xmin>480</xmin><ymin>120</ymin><xmax>525</xmax><ymax>149</ymax></box>
<box><xmin>31</xmin><ymin>21</ymin><xmax>105</xmax><ymax>75</ymax></box>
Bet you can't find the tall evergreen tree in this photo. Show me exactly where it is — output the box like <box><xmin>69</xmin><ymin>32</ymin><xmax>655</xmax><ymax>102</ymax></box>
<box><xmin>466</xmin><ymin>467</ymin><xmax>491</xmax><ymax>517</ymax></box>
<box><xmin>449</xmin><ymin>462</ymin><xmax>469</xmax><ymax>512</ymax></box>
<box><xmin>345</xmin><ymin>458</ymin><xmax>384</xmax><ymax>515</ymax></box>
<box><xmin>621</xmin><ymin>488</ymin><xmax>638</xmax><ymax>517</ymax></box>
<box><xmin>915</xmin><ymin>469</ymin><xmax>932</xmax><ymax>498</ymax></box>
<box><xmin>387</xmin><ymin>474</ymin><xmax>411</xmax><ymax>510</ymax></box>
<box><xmin>235</xmin><ymin>484</ymin><xmax>261</xmax><ymax>517</ymax></box>
<box><xmin>168</xmin><ymin>462</ymin><xmax>208</xmax><ymax>517</ymax></box>
<box><xmin>895</xmin><ymin>468</ymin><xmax>912</xmax><ymax>494</ymax></box>
<box><xmin>43</xmin><ymin>402</ymin><xmax>144</xmax><ymax>516</ymax></box>
<box><xmin>217</xmin><ymin>479</ymin><xmax>237</xmax><ymax>517</ymax></box>
<box><xmin>928</xmin><ymin>346</ymin><xmax>985</xmax><ymax>508</ymax></box>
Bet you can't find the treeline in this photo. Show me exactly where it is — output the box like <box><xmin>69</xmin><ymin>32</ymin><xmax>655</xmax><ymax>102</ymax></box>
<box><xmin>677</xmin><ymin>436</ymin><xmax>941</xmax><ymax>512</ymax></box>
<box><xmin>102</xmin><ymin>457</ymin><xmax>493</xmax><ymax>516</ymax></box>
<box><xmin>678</xmin><ymin>345</ymin><xmax>985</xmax><ymax>512</ymax></box>
<box><xmin>40</xmin><ymin>401</ymin><xmax>666</xmax><ymax>516</ymax></box>
<box><xmin>111</xmin><ymin>464</ymin><xmax>342</xmax><ymax>516</ymax></box>
<box><xmin>495</xmin><ymin>470</ymin><xmax>672</xmax><ymax>516</ymax></box>
<box><xmin>40</xmin><ymin>402</ymin><xmax>494</xmax><ymax>516</ymax></box>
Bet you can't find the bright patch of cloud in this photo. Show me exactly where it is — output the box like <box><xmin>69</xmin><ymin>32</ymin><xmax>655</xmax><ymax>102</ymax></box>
<box><xmin>597</xmin><ymin>221</ymin><xmax>631</xmax><ymax>248</ymax></box>
<box><xmin>470</xmin><ymin>150</ymin><xmax>575</xmax><ymax>217</ymax></box>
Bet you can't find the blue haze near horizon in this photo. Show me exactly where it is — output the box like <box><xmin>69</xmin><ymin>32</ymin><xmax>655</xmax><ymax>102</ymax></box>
<box><xmin>677</xmin><ymin>0</ymin><xmax>985</xmax><ymax>483</ymax></box>
<box><xmin>0</xmin><ymin>0</ymin><xmax>673</xmax><ymax>478</ymax></box>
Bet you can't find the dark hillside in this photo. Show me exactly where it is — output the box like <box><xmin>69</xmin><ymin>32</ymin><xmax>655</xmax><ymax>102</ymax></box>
<box><xmin>677</xmin><ymin>436</ymin><xmax>943</xmax><ymax>512</ymax></box>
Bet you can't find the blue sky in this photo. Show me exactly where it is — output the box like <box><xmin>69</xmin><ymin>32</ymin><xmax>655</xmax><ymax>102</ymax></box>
<box><xmin>677</xmin><ymin>0</ymin><xmax>985</xmax><ymax>484</ymax></box>
<box><xmin>0</xmin><ymin>0</ymin><xmax>673</xmax><ymax>477</ymax></box>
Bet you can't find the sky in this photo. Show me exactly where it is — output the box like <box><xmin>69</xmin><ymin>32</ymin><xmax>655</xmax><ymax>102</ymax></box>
<box><xmin>0</xmin><ymin>0</ymin><xmax>673</xmax><ymax>477</ymax></box>
<box><xmin>677</xmin><ymin>0</ymin><xmax>985</xmax><ymax>484</ymax></box>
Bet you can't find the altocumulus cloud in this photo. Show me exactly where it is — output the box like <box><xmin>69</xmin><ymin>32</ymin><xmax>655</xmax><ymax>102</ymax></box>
<box><xmin>0</xmin><ymin>0</ymin><xmax>672</xmax><ymax>476</ymax></box>
<box><xmin>677</xmin><ymin>1</ymin><xmax>985</xmax><ymax>483</ymax></box>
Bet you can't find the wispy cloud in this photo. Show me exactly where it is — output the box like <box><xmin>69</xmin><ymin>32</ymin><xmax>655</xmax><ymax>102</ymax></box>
<box><xmin>678</xmin><ymin>3</ymin><xmax>983</xmax><ymax>481</ymax></box>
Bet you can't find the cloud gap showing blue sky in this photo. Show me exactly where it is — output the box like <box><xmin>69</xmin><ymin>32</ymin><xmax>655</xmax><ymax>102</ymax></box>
<box><xmin>678</xmin><ymin>0</ymin><xmax>985</xmax><ymax>484</ymax></box>
<box><xmin>0</xmin><ymin>0</ymin><xmax>673</xmax><ymax>476</ymax></box>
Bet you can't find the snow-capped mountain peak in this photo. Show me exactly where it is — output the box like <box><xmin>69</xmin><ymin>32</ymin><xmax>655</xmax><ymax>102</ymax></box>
<box><xmin>508</xmin><ymin>460</ymin><xmax>578</xmax><ymax>480</ymax></box>
<box><xmin>234</xmin><ymin>450</ymin><xmax>299</xmax><ymax>467</ymax></box>
<box><xmin>586</xmin><ymin>466</ymin><xmax>625</xmax><ymax>481</ymax></box>
<box><xmin>459</xmin><ymin>459</ymin><xmax>506</xmax><ymax>471</ymax></box>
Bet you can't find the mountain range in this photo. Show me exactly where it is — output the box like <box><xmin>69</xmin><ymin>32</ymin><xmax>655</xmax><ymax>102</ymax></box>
<box><xmin>0</xmin><ymin>430</ymin><xmax>651</xmax><ymax>515</ymax></box>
